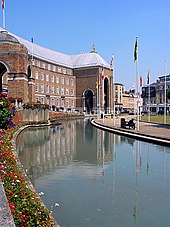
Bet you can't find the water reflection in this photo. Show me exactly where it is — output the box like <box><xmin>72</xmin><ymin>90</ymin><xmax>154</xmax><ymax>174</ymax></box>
<box><xmin>17</xmin><ymin>119</ymin><xmax>170</xmax><ymax>227</ymax></box>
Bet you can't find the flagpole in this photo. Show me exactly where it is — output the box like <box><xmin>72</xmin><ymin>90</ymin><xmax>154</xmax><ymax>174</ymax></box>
<box><xmin>148</xmin><ymin>82</ymin><xmax>150</xmax><ymax>122</ymax></box>
<box><xmin>2</xmin><ymin>0</ymin><xmax>5</xmax><ymax>29</ymax></box>
<box><xmin>134</xmin><ymin>37</ymin><xmax>139</xmax><ymax>132</ymax></box>
<box><xmin>113</xmin><ymin>54</ymin><xmax>115</xmax><ymax>127</ymax></box>
<box><xmin>164</xmin><ymin>60</ymin><xmax>167</xmax><ymax>124</ymax></box>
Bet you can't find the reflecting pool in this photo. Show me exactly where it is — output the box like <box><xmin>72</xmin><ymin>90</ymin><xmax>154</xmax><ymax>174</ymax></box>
<box><xmin>16</xmin><ymin>119</ymin><xmax>170</xmax><ymax>227</ymax></box>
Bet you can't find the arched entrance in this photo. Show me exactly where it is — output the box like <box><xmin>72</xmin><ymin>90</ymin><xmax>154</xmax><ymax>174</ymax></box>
<box><xmin>84</xmin><ymin>89</ymin><xmax>93</xmax><ymax>114</ymax></box>
<box><xmin>0</xmin><ymin>62</ymin><xmax>7</xmax><ymax>94</ymax></box>
<box><xmin>104</xmin><ymin>77</ymin><xmax>109</xmax><ymax>113</ymax></box>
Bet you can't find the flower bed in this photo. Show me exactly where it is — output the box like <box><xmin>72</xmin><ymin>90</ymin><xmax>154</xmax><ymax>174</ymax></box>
<box><xmin>0</xmin><ymin>128</ymin><xmax>56</xmax><ymax>226</ymax></box>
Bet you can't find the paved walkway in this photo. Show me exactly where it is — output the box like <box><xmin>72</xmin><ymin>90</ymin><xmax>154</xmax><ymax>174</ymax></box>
<box><xmin>0</xmin><ymin>181</ymin><xmax>16</xmax><ymax>227</ymax></box>
<box><xmin>92</xmin><ymin>117</ymin><xmax>170</xmax><ymax>146</ymax></box>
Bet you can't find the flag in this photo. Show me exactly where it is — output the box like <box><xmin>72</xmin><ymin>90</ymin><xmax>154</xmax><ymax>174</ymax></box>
<box><xmin>134</xmin><ymin>37</ymin><xmax>138</xmax><ymax>62</ymax></box>
<box><xmin>102</xmin><ymin>65</ymin><xmax>104</xmax><ymax>80</ymax></box>
<box><xmin>2</xmin><ymin>0</ymin><xmax>4</xmax><ymax>9</ymax></box>
<box><xmin>110</xmin><ymin>54</ymin><xmax>114</xmax><ymax>69</ymax></box>
<box><xmin>147</xmin><ymin>70</ymin><xmax>150</xmax><ymax>84</ymax></box>
<box><xmin>96</xmin><ymin>80</ymin><xmax>98</xmax><ymax>89</ymax></box>
<box><xmin>140</xmin><ymin>75</ymin><xmax>142</xmax><ymax>87</ymax></box>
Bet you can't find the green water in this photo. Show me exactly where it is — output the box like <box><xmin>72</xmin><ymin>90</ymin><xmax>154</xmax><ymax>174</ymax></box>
<box><xmin>17</xmin><ymin>119</ymin><xmax>170</xmax><ymax>227</ymax></box>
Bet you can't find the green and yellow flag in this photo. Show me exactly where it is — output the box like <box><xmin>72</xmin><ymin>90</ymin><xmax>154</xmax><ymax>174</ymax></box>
<box><xmin>134</xmin><ymin>37</ymin><xmax>138</xmax><ymax>62</ymax></box>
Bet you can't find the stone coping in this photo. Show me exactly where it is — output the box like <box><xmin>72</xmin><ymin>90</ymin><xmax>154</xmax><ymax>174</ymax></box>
<box><xmin>91</xmin><ymin>119</ymin><xmax>170</xmax><ymax>147</ymax></box>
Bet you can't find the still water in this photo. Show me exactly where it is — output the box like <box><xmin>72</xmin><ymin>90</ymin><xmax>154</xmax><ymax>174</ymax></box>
<box><xmin>16</xmin><ymin>119</ymin><xmax>170</xmax><ymax>227</ymax></box>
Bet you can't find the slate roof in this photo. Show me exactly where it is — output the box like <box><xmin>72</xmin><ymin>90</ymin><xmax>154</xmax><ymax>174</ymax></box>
<box><xmin>0</xmin><ymin>28</ymin><xmax>110</xmax><ymax>69</ymax></box>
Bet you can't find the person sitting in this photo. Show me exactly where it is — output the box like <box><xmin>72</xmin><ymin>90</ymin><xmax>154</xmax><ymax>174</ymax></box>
<box><xmin>128</xmin><ymin>119</ymin><xmax>135</xmax><ymax>129</ymax></box>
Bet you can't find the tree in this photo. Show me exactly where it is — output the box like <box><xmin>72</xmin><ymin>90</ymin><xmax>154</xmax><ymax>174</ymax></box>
<box><xmin>167</xmin><ymin>88</ymin><xmax>170</xmax><ymax>100</ymax></box>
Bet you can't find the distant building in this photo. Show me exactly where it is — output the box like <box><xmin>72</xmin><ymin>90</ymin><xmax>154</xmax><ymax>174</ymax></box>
<box><xmin>142</xmin><ymin>75</ymin><xmax>170</xmax><ymax>113</ymax></box>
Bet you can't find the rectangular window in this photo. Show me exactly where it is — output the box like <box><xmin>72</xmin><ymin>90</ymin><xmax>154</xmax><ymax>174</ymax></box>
<box><xmin>58</xmin><ymin>67</ymin><xmax>61</xmax><ymax>73</ymax></box>
<box><xmin>56</xmin><ymin>87</ymin><xmax>59</xmax><ymax>95</ymax></box>
<box><xmin>37</xmin><ymin>60</ymin><xmax>40</xmax><ymax>67</ymax></box>
<box><xmin>35</xmin><ymin>71</ymin><xmax>39</xmax><ymax>80</ymax></box>
<box><xmin>53</xmin><ymin>65</ymin><xmax>56</xmax><ymax>72</ymax></box>
<box><xmin>51</xmin><ymin>86</ymin><xmax>54</xmax><ymax>94</ymax></box>
<box><xmin>61</xmin><ymin>87</ymin><xmax>64</xmax><ymax>95</ymax></box>
<box><xmin>35</xmin><ymin>83</ymin><xmax>39</xmax><ymax>92</ymax></box>
<box><xmin>71</xmin><ymin>88</ymin><xmax>74</xmax><ymax>96</ymax></box>
<box><xmin>68</xmin><ymin>69</ymin><xmax>71</xmax><ymax>75</ymax></box>
<box><xmin>66</xmin><ymin>88</ymin><xmax>69</xmax><ymax>95</ymax></box>
<box><xmin>71</xmin><ymin>79</ymin><xmax>74</xmax><ymax>86</ymax></box>
<box><xmin>66</xmin><ymin>78</ymin><xmax>69</xmax><ymax>85</ymax></box>
<box><xmin>56</xmin><ymin>98</ymin><xmax>59</xmax><ymax>107</ymax></box>
<box><xmin>51</xmin><ymin>75</ymin><xmax>54</xmax><ymax>83</ymax></box>
<box><xmin>46</xmin><ymin>74</ymin><xmax>49</xmax><ymax>81</ymax></box>
<box><xmin>72</xmin><ymin>100</ymin><xmax>74</xmax><ymax>108</ymax></box>
<box><xmin>61</xmin><ymin>99</ymin><xmax>64</xmax><ymax>107</ymax></box>
<box><xmin>56</xmin><ymin>76</ymin><xmax>59</xmax><ymax>83</ymax></box>
<box><xmin>41</xmin><ymin>72</ymin><xmax>44</xmax><ymax>80</ymax></box>
<box><xmin>63</xmin><ymin>68</ymin><xmax>66</xmax><ymax>74</ymax></box>
<box><xmin>41</xmin><ymin>97</ymin><xmax>44</xmax><ymax>104</ymax></box>
<box><xmin>46</xmin><ymin>84</ymin><xmax>49</xmax><ymax>93</ymax></box>
<box><xmin>51</xmin><ymin>98</ymin><xmax>54</xmax><ymax>106</ymax></box>
<box><xmin>41</xmin><ymin>84</ymin><xmax>44</xmax><ymax>93</ymax></box>
<box><xmin>61</xmin><ymin>77</ymin><xmax>64</xmax><ymax>84</ymax></box>
<box><xmin>48</xmin><ymin>64</ymin><xmax>51</xmax><ymax>71</ymax></box>
<box><xmin>42</xmin><ymin>62</ymin><xmax>45</xmax><ymax>69</ymax></box>
<box><xmin>66</xmin><ymin>100</ymin><xmax>69</xmax><ymax>108</ymax></box>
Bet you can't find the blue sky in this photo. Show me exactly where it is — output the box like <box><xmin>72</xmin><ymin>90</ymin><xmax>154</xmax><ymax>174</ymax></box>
<box><xmin>1</xmin><ymin>0</ymin><xmax>170</xmax><ymax>90</ymax></box>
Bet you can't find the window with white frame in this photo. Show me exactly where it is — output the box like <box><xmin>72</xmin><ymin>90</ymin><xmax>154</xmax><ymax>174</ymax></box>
<box><xmin>35</xmin><ymin>71</ymin><xmax>39</xmax><ymax>80</ymax></box>
<box><xmin>37</xmin><ymin>60</ymin><xmax>40</xmax><ymax>67</ymax></box>
<box><xmin>41</xmin><ymin>84</ymin><xmax>44</xmax><ymax>93</ymax></box>
<box><xmin>48</xmin><ymin>64</ymin><xmax>51</xmax><ymax>71</ymax></box>
<box><xmin>58</xmin><ymin>67</ymin><xmax>61</xmax><ymax>73</ymax></box>
<box><xmin>46</xmin><ymin>84</ymin><xmax>49</xmax><ymax>93</ymax></box>
<box><xmin>41</xmin><ymin>72</ymin><xmax>44</xmax><ymax>80</ymax></box>
<box><xmin>70</xmin><ymin>88</ymin><xmax>74</xmax><ymax>96</ymax></box>
<box><xmin>42</xmin><ymin>62</ymin><xmax>45</xmax><ymax>69</ymax></box>
<box><xmin>56</xmin><ymin>98</ymin><xmax>59</xmax><ymax>107</ymax></box>
<box><xmin>72</xmin><ymin>100</ymin><xmax>74</xmax><ymax>108</ymax></box>
<box><xmin>61</xmin><ymin>77</ymin><xmax>64</xmax><ymax>84</ymax></box>
<box><xmin>51</xmin><ymin>98</ymin><xmax>54</xmax><ymax>106</ymax></box>
<box><xmin>61</xmin><ymin>99</ymin><xmax>64</xmax><ymax>107</ymax></box>
<box><xmin>56</xmin><ymin>76</ymin><xmax>59</xmax><ymax>83</ymax></box>
<box><xmin>46</xmin><ymin>74</ymin><xmax>49</xmax><ymax>81</ymax></box>
<box><xmin>66</xmin><ymin>78</ymin><xmax>69</xmax><ymax>85</ymax></box>
<box><xmin>56</xmin><ymin>87</ymin><xmax>59</xmax><ymax>95</ymax></box>
<box><xmin>71</xmin><ymin>79</ymin><xmax>74</xmax><ymax>86</ymax></box>
<box><xmin>53</xmin><ymin>65</ymin><xmax>56</xmax><ymax>72</ymax></box>
<box><xmin>68</xmin><ymin>69</ymin><xmax>71</xmax><ymax>75</ymax></box>
<box><xmin>66</xmin><ymin>87</ymin><xmax>69</xmax><ymax>95</ymax></box>
<box><xmin>61</xmin><ymin>87</ymin><xmax>64</xmax><ymax>95</ymax></box>
<box><xmin>51</xmin><ymin>86</ymin><xmax>54</xmax><ymax>94</ymax></box>
<box><xmin>41</xmin><ymin>97</ymin><xmax>44</xmax><ymax>104</ymax></box>
<box><xmin>36</xmin><ymin>97</ymin><xmax>39</xmax><ymax>103</ymax></box>
<box><xmin>35</xmin><ymin>83</ymin><xmax>39</xmax><ymax>92</ymax></box>
<box><xmin>63</xmin><ymin>68</ymin><xmax>66</xmax><ymax>74</ymax></box>
<box><xmin>51</xmin><ymin>75</ymin><xmax>54</xmax><ymax>83</ymax></box>
<box><xmin>66</xmin><ymin>100</ymin><xmax>69</xmax><ymax>108</ymax></box>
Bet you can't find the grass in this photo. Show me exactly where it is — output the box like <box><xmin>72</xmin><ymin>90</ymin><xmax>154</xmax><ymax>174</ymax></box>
<box><xmin>141</xmin><ymin>114</ymin><xmax>170</xmax><ymax>124</ymax></box>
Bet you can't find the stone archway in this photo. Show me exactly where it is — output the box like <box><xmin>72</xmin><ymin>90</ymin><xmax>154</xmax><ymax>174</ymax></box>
<box><xmin>0</xmin><ymin>62</ymin><xmax>7</xmax><ymax>94</ymax></box>
<box><xmin>104</xmin><ymin>77</ymin><xmax>109</xmax><ymax>113</ymax></box>
<box><xmin>84</xmin><ymin>89</ymin><xmax>93</xmax><ymax>114</ymax></box>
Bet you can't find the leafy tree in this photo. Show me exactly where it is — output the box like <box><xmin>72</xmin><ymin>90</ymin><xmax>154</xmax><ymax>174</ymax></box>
<box><xmin>167</xmin><ymin>88</ymin><xmax>170</xmax><ymax>100</ymax></box>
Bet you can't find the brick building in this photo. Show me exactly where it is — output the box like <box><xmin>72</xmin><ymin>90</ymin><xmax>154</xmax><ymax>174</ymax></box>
<box><xmin>0</xmin><ymin>28</ymin><xmax>113</xmax><ymax>114</ymax></box>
